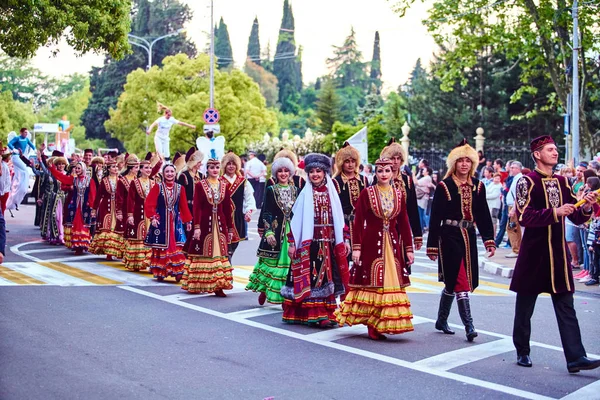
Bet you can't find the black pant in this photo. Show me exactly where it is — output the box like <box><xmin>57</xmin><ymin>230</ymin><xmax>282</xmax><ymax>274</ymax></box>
<box><xmin>513</xmin><ymin>292</ymin><xmax>586</xmax><ymax>363</ymax></box>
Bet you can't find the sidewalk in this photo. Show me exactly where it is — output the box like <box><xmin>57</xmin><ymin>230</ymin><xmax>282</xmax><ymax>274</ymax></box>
<box><xmin>479</xmin><ymin>245</ymin><xmax>600</xmax><ymax>296</ymax></box>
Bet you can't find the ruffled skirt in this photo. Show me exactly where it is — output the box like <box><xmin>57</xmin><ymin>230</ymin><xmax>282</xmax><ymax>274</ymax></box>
<box><xmin>89</xmin><ymin>230</ymin><xmax>125</xmax><ymax>258</ymax></box>
<box><xmin>181</xmin><ymin>256</ymin><xmax>233</xmax><ymax>293</ymax></box>
<box><xmin>70</xmin><ymin>209</ymin><xmax>90</xmax><ymax>251</ymax></box>
<box><xmin>123</xmin><ymin>240</ymin><xmax>151</xmax><ymax>272</ymax></box>
<box><xmin>282</xmin><ymin>295</ymin><xmax>337</xmax><ymax>325</ymax></box>
<box><xmin>149</xmin><ymin>246</ymin><xmax>186</xmax><ymax>279</ymax></box>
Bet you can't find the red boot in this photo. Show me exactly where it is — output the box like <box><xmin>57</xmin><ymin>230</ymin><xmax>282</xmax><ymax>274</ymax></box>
<box><xmin>368</xmin><ymin>326</ymin><xmax>387</xmax><ymax>341</ymax></box>
<box><xmin>106</xmin><ymin>255</ymin><xmax>113</xmax><ymax>261</ymax></box>
<box><xmin>215</xmin><ymin>289</ymin><xmax>227</xmax><ymax>297</ymax></box>
<box><xmin>258</xmin><ymin>292</ymin><xmax>267</xmax><ymax>305</ymax></box>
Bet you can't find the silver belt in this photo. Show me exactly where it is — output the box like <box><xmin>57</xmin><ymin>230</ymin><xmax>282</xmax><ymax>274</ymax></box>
<box><xmin>443</xmin><ymin>219</ymin><xmax>474</xmax><ymax>229</ymax></box>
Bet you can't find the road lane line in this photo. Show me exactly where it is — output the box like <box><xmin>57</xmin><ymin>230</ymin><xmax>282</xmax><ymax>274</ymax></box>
<box><xmin>227</xmin><ymin>306</ymin><xmax>283</xmax><ymax>319</ymax></box>
<box><xmin>119</xmin><ymin>286</ymin><xmax>553</xmax><ymax>400</ymax></box>
<box><xmin>0</xmin><ymin>264</ymin><xmax>46</xmax><ymax>285</ymax></box>
<box><xmin>67</xmin><ymin>262</ymin><xmax>159</xmax><ymax>286</ymax></box>
<box><xmin>38</xmin><ymin>262</ymin><xmax>122</xmax><ymax>285</ymax></box>
<box><xmin>5</xmin><ymin>262</ymin><xmax>94</xmax><ymax>286</ymax></box>
<box><xmin>24</xmin><ymin>248</ymin><xmax>67</xmax><ymax>254</ymax></box>
<box><xmin>559</xmin><ymin>379</ymin><xmax>600</xmax><ymax>399</ymax></box>
<box><xmin>413</xmin><ymin>338</ymin><xmax>515</xmax><ymax>371</ymax></box>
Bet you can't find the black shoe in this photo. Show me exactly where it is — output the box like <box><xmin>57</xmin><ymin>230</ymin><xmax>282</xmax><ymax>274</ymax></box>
<box><xmin>585</xmin><ymin>278</ymin><xmax>599</xmax><ymax>286</ymax></box>
<box><xmin>567</xmin><ymin>357</ymin><xmax>600</xmax><ymax>373</ymax></box>
<box><xmin>457</xmin><ymin>292</ymin><xmax>477</xmax><ymax>342</ymax></box>
<box><xmin>435</xmin><ymin>289</ymin><xmax>455</xmax><ymax>335</ymax></box>
<box><xmin>517</xmin><ymin>355</ymin><xmax>532</xmax><ymax>367</ymax></box>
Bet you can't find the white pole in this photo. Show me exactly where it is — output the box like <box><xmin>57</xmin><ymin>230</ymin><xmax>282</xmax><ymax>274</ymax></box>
<box><xmin>572</xmin><ymin>0</ymin><xmax>580</xmax><ymax>163</ymax></box>
<box><xmin>210</xmin><ymin>0</ymin><xmax>215</xmax><ymax>109</ymax></box>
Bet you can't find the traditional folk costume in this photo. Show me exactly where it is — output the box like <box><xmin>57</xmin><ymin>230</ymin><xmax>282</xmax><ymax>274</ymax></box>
<box><xmin>182</xmin><ymin>159</ymin><xmax>234</xmax><ymax>294</ymax></box>
<box><xmin>511</xmin><ymin>136</ymin><xmax>600</xmax><ymax>372</ymax></box>
<box><xmin>39</xmin><ymin>153</ymin><xmax>67</xmax><ymax>245</ymax></box>
<box><xmin>281</xmin><ymin>153</ymin><xmax>349</xmax><ymax>326</ymax></box>
<box><xmin>50</xmin><ymin>161</ymin><xmax>96</xmax><ymax>255</ymax></box>
<box><xmin>332</xmin><ymin>142</ymin><xmax>369</xmax><ymax>260</ymax></box>
<box><xmin>335</xmin><ymin>158</ymin><xmax>414</xmax><ymax>338</ymax></box>
<box><xmin>123</xmin><ymin>153</ymin><xmax>156</xmax><ymax>271</ymax></box>
<box><xmin>144</xmin><ymin>165</ymin><xmax>192</xmax><ymax>281</ymax></box>
<box><xmin>177</xmin><ymin>147</ymin><xmax>205</xmax><ymax>217</ymax></box>
<box><xmin>258</xmin><ymin>149</ymin><xmax>305</xmax><ymax>236</ymax></box>
<box><xmin>221</xmin><ymin>152</ymin><xmax>256</xmax><ymax>260</ymax></box>
<box><xmin>378</xmin><ymin>139</ymin><xmax>423</xmax><ymax>250</ymax></box>
<box><xmin>89</xmin><ymin>160</ymin><xmax>125</xmax><ymax>259</ymax></box>
<box><xmin>426</xmin><ymin>140</ymin><xmax>496</xmax><ymax>341</ymax></box>
<box><xmin>116</xmin><ymin>155</ymin><xmax>140</xmax><ymax>258</ymax></box>
<box><xmin>246</xmin><ymin>157</ymin><xmax>297</xmax><ymax>304</ymax></box>
<box><xmin>89</xmin><ymin>156</ymin><xmax>106</xmax><ymax>238</ymax></box>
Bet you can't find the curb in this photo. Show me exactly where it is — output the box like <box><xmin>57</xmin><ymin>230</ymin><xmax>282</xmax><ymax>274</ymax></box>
<box><xmin>479</xmin><ymin>256</ymin><xmax>514</xmax><ymax>278</ymax></box>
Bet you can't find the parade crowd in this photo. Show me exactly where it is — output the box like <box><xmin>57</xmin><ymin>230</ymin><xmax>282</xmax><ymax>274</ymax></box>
<box><xmin>1</xmin><ymin>122</ymin><xmax>599</xmax><ymax>374</ymax></box>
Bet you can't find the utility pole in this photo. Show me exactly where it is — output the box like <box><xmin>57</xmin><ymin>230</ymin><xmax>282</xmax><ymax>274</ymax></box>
<box><xmin>210</xmin><ymin>0</ymin><xmax>215</xmax><ymax>109</ymax></box>
<box><xmin>572</xmin><ymin>0</ymin><xmax>580</xmax><ymax>164</ymax></box>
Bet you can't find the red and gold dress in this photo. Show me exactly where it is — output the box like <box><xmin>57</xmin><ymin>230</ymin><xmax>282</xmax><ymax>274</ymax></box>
<box><xmin>89</xmin><ymin>176</ymin><xmax>125</xmax><ymax>258</ymax></box>
<box><xmin>144</xmin><ymin>182</ymin><xmax>192</xmax><ymax>280</ymax></box>
<box><xmin>335</xmin><ymin>184</ymin><xmax>414</xmax><ymax>335</ymax></box>
<box><xmin>182</xmin><ymin>178</ymin><xmax>233</xmax><ymax>293</ymax></box>
<box><xmin>124</xmin><ymin>176</ymin><xmax>155</xmax><ymax>271</ymax></box>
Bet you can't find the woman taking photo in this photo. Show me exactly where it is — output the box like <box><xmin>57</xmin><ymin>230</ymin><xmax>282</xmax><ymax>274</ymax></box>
<box><xmin>246</xmin><ymin>157</ymin><xmax>298</xmax><ymax>305</ymax></box>
<box><xmin>335</xmin><ymin>158</ymin><xmax>414</xmax><ymax>340</ymax></box>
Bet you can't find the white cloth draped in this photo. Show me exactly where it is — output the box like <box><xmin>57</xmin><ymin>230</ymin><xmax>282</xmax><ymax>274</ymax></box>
<box><xmin>6</xmin><ymin>154</ymin><xmax>31</xmax><ymax>210</ymax></box>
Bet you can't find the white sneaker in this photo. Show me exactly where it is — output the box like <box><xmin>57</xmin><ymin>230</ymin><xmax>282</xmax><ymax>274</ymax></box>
<box><xmin>505</xmin><ymin>252</ymin><xmax>519</xmax><ymax>258</ymax></box>
<box><xmin>579</xmin><ymin>273</ymin><xmax>591</xmax><ymax>283</ymax></box>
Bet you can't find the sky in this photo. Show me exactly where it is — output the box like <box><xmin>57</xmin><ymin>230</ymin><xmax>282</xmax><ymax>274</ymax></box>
<box><xmin>31</xmin><ymin>0</ymin><xmax>438</xmax><ymax>94</ymax></box>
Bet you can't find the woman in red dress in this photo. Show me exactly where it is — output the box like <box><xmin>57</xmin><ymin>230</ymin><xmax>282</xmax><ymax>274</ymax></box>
<box><xmin>50</xmin><ymin>161</ymin><xmax>96</xmax><ymax>255</ymax></box>
<box><xmin>335</xmin><ymin>158</ymin><xmax>415</xmax><ymax>340</ymax></box>
<box><xmin>144</xmin><ymin>163</ymin><xmax>192</xmax><ymax>281</ymax></box>
<box><xmin>89</xmin><ymin>160</ymin><xmax>125</xmax><ymax>259</ymax></box>
<box><xmin>124</xmin><ymin>153</ymin><xmax>156</xmax><ymax>271</ymax></box>
<box><xmin>182</xmin><ymin>159</ymin><xmax>233</xmax><ymax>296</ymax></box>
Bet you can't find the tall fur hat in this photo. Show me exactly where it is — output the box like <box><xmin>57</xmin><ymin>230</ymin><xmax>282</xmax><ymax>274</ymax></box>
<box><xmin>184</xmin><ymin>146</ymin><xmax>204</xmax><ymax>169</ymax></box>
<box><xmin>334</xmin><ymin>142</ymin><xmax>361</xmax><ymax>177</ymax></box>
<box><xmin>126</xmin><ymin>154</ymin><xmax>140</xmax><ymax>166</ymax></box>
<box><xmin>304</xmin><ymin>153</ymin><xmax>332</xmax><ymax>174</ymax></box>
<box><xmin>172</xmin><ymin>152</ymin><xmax>186</xmax><ymax>173</ymax></box>
<box><xmin>91</xmin><ymin>156</ymin><xmax>105</xmax><ymax>166</ymax></box>
<box><xmin>221</xmin><ymin>151</ymin><xmax>242</xmax><ymax>175</ymax></box>
<box><xmin>380</xmin><ymin>138</ymin><xmax>407</xmax><ymax>165</ymax></box>
<box><xmin>53</xmin><ymin>155</ymin><xmax>68</xmax><ymax>166</ymax></box>
<box><xmin>273</xmin><ymin>148</ymin><xmax>298</xmax><ymax>167</ymax></box>
<box><xmin>445</xmin><ymin>138</ymin><xmax>479</xmax><ymax>179</ymax></box>
<box><xmin>271</xmin><ymin>156</ymin><xmax>296</xmax><ymax>178</ymax></box>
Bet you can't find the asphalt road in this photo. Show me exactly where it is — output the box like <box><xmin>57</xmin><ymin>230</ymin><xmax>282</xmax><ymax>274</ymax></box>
<box><xmin>1</xmin><ymin>205</ymin><xmax>599</xmax><ymax>400</ymax></box>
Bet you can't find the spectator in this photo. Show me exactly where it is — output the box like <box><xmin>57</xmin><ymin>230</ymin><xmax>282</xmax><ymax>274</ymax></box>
<box><xmin>574</xmin><ymin>173</ymin><xmax>599</xmax><ymax>282</ymax></box>
<box><xmin>494</xmin><ymin>158</ymin><xmax>508</xmax><ymax>183</ymax></box>
<box><xmin>481</xmin><ymin>166</ymin><xmax>494</xmax><ymax>186</ymax></box>
<box><xmin>416</xmin><ymin>167</ymin><xmax>435</xmax><ymax>231</ymax></box>
<box><xmin>588</xmin><ymin>160</ymin><xmax>600</xmax><ymax>174</ymax></box>
<box><xmin>505</xmin><ymin>161</ymin><xmax>523</xmax><ymax>258</ymax></box>
<box><xmin>573</xmin><ymin>162</ymin><xmax>588</xmax><ymax>195</ymax></box>
<box><xmin>495</xmin><ymin>160</ymin><xmax>514</xmax><ymax>247</ymax></box>
<box><xmin>486</xmin><ymin>173</ymin><xmax>503</xmax><ymax>237</ymax></box>
<box><xmin>559</xmin><ymin>166</ymin><xmax>575</xmax><ymax>180</ymax></box>
<box><xmin>0</xmin><ymin>206</ymin><xmax>5</xmax><ymax>264</ymax></box>
<box><xmin>585</xmin><ymin>179</ymin><xmax>600</xmax><ymax>286</ymax></box>
<box><xmin>244</xmin><ymin>151</ymin><xmax>267</xmax><ymax>208</ymax></box>
<box><xmin>416</xmin><ymin>159</ymin><xmax>429</xmax><ymax>180</ymax></box>
<box><xmin>477</xmin><ymin>150</ymin><xmax>486</xmax><ymax>176</ymax></box>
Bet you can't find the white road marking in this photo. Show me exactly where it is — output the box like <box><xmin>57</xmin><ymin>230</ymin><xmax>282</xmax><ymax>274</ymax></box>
<box><xmin>560</xmin><ymin>379</ymin><xmax>600</xmax><ymax>400</ymax></box>
<box><xmin>119</xmin><ymin>286</ymin><xmax>554</xmax><ymax>400</ymax></box>
<box><xmin>67</xmin><ymin>262</ymin><xmax>166</xmax><ymax>286</ymax></box>
<box><xmin>414</xmin><ymin>338</ymin><xmax>515</xmax><ymax>371</ymax></box>
<box><xmin>227</xmin><ymin>306</ymin><xmax>283</xmax><ymax>319</ymax></box>
<box><xmin>23</xmin><ymin>248</ymin><xmax>66</xmax><ymax>254</ymax></box>
<box><xmin>4</xmin><ymin>262</ymin><xmax>95</xmax><ymax>286</ymax></box>
<box><xmin>0</xmin><ymin>276</ymin><xmax>17</xmax><ymax>285</ymax></box>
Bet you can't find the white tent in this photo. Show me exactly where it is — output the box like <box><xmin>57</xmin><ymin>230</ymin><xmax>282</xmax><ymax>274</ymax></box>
<box><xmin>347</xmin><ymin>126</ymin><xmax>369</xmax><ymax>165</ymax></box>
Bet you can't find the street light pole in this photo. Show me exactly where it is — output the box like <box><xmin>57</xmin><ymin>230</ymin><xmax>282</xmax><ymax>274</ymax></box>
<box><xmin>210</xmin><ymin>0</ymin><xmax>215</xmax><ymax>109</ymax></box>
<box><xmin>128</xmin><ymin>28</ymin><xmax>186</xmax><ymax>71</ymax></box>
<box><xmin>571</xmin><ymin>0</ymin><xmax>580</xmax><ymax>164</ymax></box>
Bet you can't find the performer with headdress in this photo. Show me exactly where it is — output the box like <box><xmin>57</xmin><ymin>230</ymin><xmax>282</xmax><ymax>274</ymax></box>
<box><xmin>427</xmin><ymin>139</ymin><xmax>496</xmax><ymax>342</ymax></box>
<box><xmin>246</xmin><ymin>156</ymin><xmax>297</xmax><ymax>305</ymax></box>
<box><xmin>196</xmin><ymin>126</ymin><xmax>225</xmax><ymax>175</ymax></box>
<box><xmin>41</xmin><ymin>152</ymin><xmax>68</xmax><ymax>245</ymax></box>
<box><xmin>116</xmin><ymin>154</ymin><xmax>140</xmax><ymax>245</ymax></box>
<box><xmin>89</xmin><ymin>155</ymin><xmax>105</xmax><ymax>238</ymax></box>
<box><xmin>49</xmin><ymin>160</ymin><xmax>96</xmax><ymax>255</ymax></box>
<box><xmin>257</xmin><ymin>148</ymin><xmax>305</xmax><ymax>236</ymax></box>
<box><xmin>281</xmin><ymin>153</ymin><xmax>350</xmax><ymax>327</ymax></box>
<box><xmin>221</xmin><ymin>151</ymin><xmax>256</xmax><ymax>261</ymax></box>
<box><xmin>89</xmin><ymin>159</ymin><xmax>125</xmax><ymax>260</ymax></box>
<box><xmin>378</xmin><ymin>138</ymin><xmax>422</xmax><ymax>251</ymax></box>
<box><xmin>146</xmin><ymin>102</ymin><xmax>196</xmax><ymax>160</ymax></box>
<box><xmin>144</xmin><ymin>163</ymin><xmax>192</xmax><ymax>281</ymax></box>
<box><xmin>510</xmin><ymin>135</ymin><xmax>600</xmax><ymax>373</ymax></box>
<box><xmin>124</xmin><ymin>152</ymin><xmax>156</xmax><ymax>272</ymax></box>
<box><xmin>333</xmin><ymin>142</ymin><xmax>369</xmax><ymax>262</ymax></box>
<box><xmin>182</xmin><ymin>158</ymin><xmax>234</xmax><ymax>295</ymax></box>
<box><xmin>335</xmin><ymin>158</ymin><xmax>414</xmax><ymax>340</ymax></box>
<box><xmin>177</xmin><ymin>146</ymin><xmax>204</xmax><ymax>217</ymax></box>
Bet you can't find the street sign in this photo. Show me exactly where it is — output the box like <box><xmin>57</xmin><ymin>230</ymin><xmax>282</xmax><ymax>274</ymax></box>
<box><xmin>203</xmin><ymin>124</ymin><xmax>221</xmax><ymax>134</ymax></box>
<box><xmin>203</xmin><ymin>108</ymin><xmax>220</xmax><ymax>124</ymax></box>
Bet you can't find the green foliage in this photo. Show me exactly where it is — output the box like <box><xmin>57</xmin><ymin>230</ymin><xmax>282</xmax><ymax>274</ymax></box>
<box><xmin>369</xmin><ymin>31</ymin><xmax>382</xmax><ymax>94</ymax></box>
<box><xmin>358</xmin><ymin>93</ymin><xmax>383</xmax><ymax>124</ymax></box>
<box><xmin>247</xmin><ymin>17</ymin><xmax>261</xmax><ymax>65</ymax></box>
<box><xmin>277</xmin><ymin>109</ymin><xmax>319</xmax><ymax>137</ymax></box>
<box><xmin>383</xmin><ymin>91</ymin><xmax>406</xmax><ymax>138</ymax></box>
<box><xmin>0</xmin><ymin>0</ymin><xmax>132</xmax><ymax>59</ymax></box>
<box><xmin>244</xmin><ymin>61</ymin><xmax>279</xmax><ymax>108</ymax></box>
<box><xmin>216</xmin><ymin>17</ymin><xmax>234</xmax><ymax>69</ymax></box>
<box><xmin>105</xmin><ymin>53</ymin><xmax>277</xmax><ymax>156</ymax></box>
<box><xmin>316</xmin><ymin>80</ymin><xmax>341</xmax><ymax>134</ymax></box>
<box><xmin>366</xmin><ymin>116</ymin><xmax>389</xmax><ymax>162</ymax></box>
<box><xmin>0</xmin><ymin>91</ymin><xmax>36</xmax><ymax>135</ymax></box>
<box><xmin>273</xmin><ymin>0</ymin><xmax>302</xmax><ymax>113</ymax></box>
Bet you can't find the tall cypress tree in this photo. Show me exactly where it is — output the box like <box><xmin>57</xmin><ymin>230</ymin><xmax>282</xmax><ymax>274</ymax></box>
<box><xmin>247</xmin><ymin>17</ymin><xmax>261</xmax><ymax>65</ymax></box>
<box><xmin>370</xmin><ymin>31</ymin><xmax>382</xmax><ymax>94</ymax></box>
<box><xmin>215</xmin><ymin>17</ymin><xmax>233</xmax><ymax>69</ymax></box>
<box><xmin>316</xmin><ymin>79</ymin><xmax>341</xmax><ymax>134</ymax></box>
<box><xmin>273</xmin><ymin>0</ymin><xmax>302</xmax><ymax>113</ymax></box>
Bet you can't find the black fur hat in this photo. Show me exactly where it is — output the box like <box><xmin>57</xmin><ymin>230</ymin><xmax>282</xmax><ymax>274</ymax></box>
<box><xmin>303</xmin><ymin>153</ymin><xmax>331</xmax><ymax>174</ymax></box>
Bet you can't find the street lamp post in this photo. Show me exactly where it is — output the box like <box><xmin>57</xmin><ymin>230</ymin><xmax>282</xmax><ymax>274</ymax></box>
<box><xmin>128</xmin><ymin>28</ymin><xmax>186</xmax><ymax>70</ymax></box>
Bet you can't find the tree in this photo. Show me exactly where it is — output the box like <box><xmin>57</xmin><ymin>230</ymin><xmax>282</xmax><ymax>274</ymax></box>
<box><xmin>244</xmin><ymin>60</ymin><xmax>279</xmax><ymax>108</ymax></box>
<box><xmin>273</xmin><ymin>0</ymin><xmax>302</xmax><ymax>113</ymax></box>
<box><xmin>0</xmin><ymin>1</ymin><xmax>131</xmax><ymax>59</ymax></box>
<box><xmin>392</xmin><ymin>0</ymin><xmax>600</xmax><ymax>152</ymax></box>
<box><xmin>0</xmin><ymin>91</ymin><xmax>36</xmax><ymax>135</ymax></box>
<box><xmin>215</xmin><ymin>17</ymin><xmax>234</xmax><ymax>69</ymax></box>
<box><xmin>247</xmin><ymin>17</ymin><xmax>261</xmax><ymax>65</ymax></box>
<box><xmin>357</xmin><ymin>93</ymin><xmax>383</xmax><ymax>124</ymax></box>
<box><xmin>383</xmin><ymin>91</ymin><xmax>407</xmax><ymax>138</ymax></box>
<box><xmin>316</xmin><ymin>80</ymin><xmax>341</xmax><ymax>134</ymax></box>
<box><xmin>369</xmin><ymin>31</ymin><xmax>382</xmax><ymax>94</ymax></box>
<box><xmin>82</xmin><ymin>0</ymin><xmax>195</xmax><ymax>149</ymax></box>
<box><xmin>105</xmin><ymin>54</ymin><xmax>277</xmax><ymax>155</ymax></box>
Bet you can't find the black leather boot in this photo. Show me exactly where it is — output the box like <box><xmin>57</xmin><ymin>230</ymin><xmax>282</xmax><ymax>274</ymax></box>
<box><xmin>457</xmin><ymin>291</ymin><xmax>477</xmax><ymax>342</ymax></box>
<box><xmin>435</xmin><ymin>289</ymin><xmax>455</xmax><ymax>334</ymax></box>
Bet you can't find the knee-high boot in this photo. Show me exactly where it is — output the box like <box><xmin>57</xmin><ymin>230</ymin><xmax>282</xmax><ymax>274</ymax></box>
<box><xmin>435</xmin><ymin>289</ymin><xmax>455</xmax><ymax>334</ymax></box>
<box><xmin>457</xmin><ymin>291</ymin><xmax>477</xmax><ymax>342</ymax></box>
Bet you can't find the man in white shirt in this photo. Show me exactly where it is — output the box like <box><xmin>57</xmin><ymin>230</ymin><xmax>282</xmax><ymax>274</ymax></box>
<box><xmin>244</xmin><ymin>151</ymin><xmax>266</xmax><ymax>208</ymax></box>
<box><xmin>146</xmin><ymin>107</ymin><xmax>196</xmax><ymax>160</ymax></box>
<box><xmin>505</xmin><ymin>161</ymin><xmax>523</xmax><ymax>258</ymax></box>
